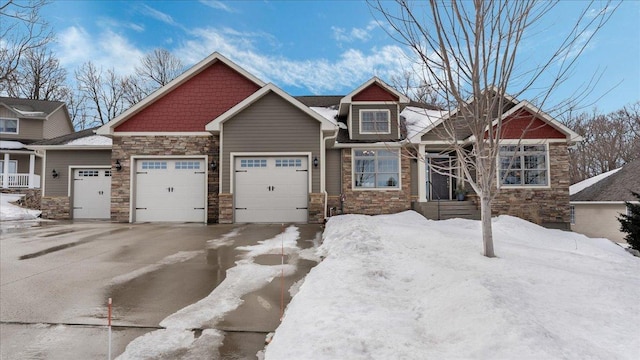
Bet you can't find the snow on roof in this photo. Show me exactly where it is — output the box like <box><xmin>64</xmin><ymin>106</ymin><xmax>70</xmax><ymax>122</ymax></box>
<box><xmin>401</xmin><ymin>106</ymin><xmax>446</xmax><ymax>142</ymax></box>
<box><xmin>64</xmin><ymin>135</ymin><xmax>112</xmax><ymax>146</ymax></box>
<box><xmin>570</xmin><ymin>168</ymin><xmax>621</xmax><ymax>196</ymax></box>
<box><xmin>11</xmin><ymin>108</ymin><xmax>47</xmax><ymax>117</ymax></box>
<box><xmin>0</xmin><ymin>140</ymin><xmax>27</xmax><ymax>149</ymax></box>
<box><xmin>309</xmin><ymin>106</ymin><xmax>338</xmax><ymax>125</ymax></box>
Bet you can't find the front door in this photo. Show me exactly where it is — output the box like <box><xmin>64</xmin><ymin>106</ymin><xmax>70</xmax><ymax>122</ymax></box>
<box><xmin>428</xmin><ymin>157</ymin><xmax>451</xmax><ymax>200</ymax></box>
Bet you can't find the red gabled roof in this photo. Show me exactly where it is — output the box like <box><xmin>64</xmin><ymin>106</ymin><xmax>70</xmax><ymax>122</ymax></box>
<box><xmin>498</xmin><ymin>109</ymin><xmax>566</xmax><ymax>139</ymax></box>
<box><xmin>352</xmin><ymin>83</ymin><xmax>399</xmax><ymax>101</ymax></box>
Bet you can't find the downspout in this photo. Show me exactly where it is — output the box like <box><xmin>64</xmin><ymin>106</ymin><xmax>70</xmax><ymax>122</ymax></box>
<box><xmin>322</xmin><ymin>127</ymin><xmax>340</xmax><ymax>222</ymax></box>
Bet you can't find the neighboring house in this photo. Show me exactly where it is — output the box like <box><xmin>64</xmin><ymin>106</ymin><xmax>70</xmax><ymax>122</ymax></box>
<box><xmin>570</xmin><ymin>159</ymin><xmax>640</xmax><ymax>242</ymax></box>
<box><xmin>31</xmin><ymin>52</ymin><xmax>579</xmax><ymax>226</ymax></box>
<box><xmin>0</xmin><ymin>97</ymin><xmax>73</xmax><ymax>191</ymax></box>
<box><xmin>29</xmin><ymin>128</ymin><xmax>112</xmax><ymax>220</ymax></box>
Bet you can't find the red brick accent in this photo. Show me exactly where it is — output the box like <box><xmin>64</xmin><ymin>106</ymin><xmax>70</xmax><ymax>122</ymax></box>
<box><xmin>115</xmin><ymin>62</ymin><xmax>260</xmax><ymax>132</ymax></box>
<box><xmin>352</xmin><ymin>83</ymin><xmax>399</xmax><ymax>102</ymax></box>
<box><xmin>497</xmin><ymin>109</ymin><xmax>565</xmax><ymax>139</ymax></box>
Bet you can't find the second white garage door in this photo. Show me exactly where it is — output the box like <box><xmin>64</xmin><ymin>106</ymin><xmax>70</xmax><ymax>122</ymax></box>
<box><xmin>234</xmin><ymin>157</ymin><xmax>308</xmax><ymax>223</ymax></box>
<box><xmin>134</xmin><ymin>159</ymin><xmax>206</xmax><ymax>222</ymax></box>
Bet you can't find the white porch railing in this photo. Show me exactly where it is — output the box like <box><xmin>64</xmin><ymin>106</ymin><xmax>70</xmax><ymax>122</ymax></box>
<box><xmin>0</xmin><ymin>174</ymin><xmax>41</xmax><ymax>188</ymax></box>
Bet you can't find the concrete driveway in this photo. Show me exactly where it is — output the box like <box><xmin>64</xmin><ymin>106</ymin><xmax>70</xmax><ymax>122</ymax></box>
<box><xmin>0</xmin><ymin>221</ymin><xmax>322</xmax><ymax>359</ymax></box>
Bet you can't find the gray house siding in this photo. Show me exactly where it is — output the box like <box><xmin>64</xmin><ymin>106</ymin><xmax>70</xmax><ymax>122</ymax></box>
<box><xmin>351</xmin><ymin>104</ymin><xmax>399</xmax><ymax>141</ymax></box>
<box><xmin>0</xmin><ymin>116</ymin><xmax>43</xmax><ymax>141</ymax></box>
<box><xmin>221</xmin><ymin>92</ymin><xmax>321</xmax><ymax>193</ymax></box>
<box><xmin>43</xmin><ymin>108</ymin><xmax>73</xmax><ymax>139</ymax></box>
<box><xmin>325</xmin><ymin>148</ymin><xmax>341</xmax><ymax>195</ymax></box>
<box><xmin>12</xmin><ymin>155</ymin><xmax>42</xmax><ymax>175</ymax></box>
<box><xmin>44</xmin><ymin>150</ymin><xmax>111</xmax><ymax>196</ymax></box>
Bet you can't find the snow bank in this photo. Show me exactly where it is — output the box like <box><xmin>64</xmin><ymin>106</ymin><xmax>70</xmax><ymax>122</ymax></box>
<box><xmin>265</xmin><ymin>211</ymin><xmax>639</xmax><ymax>359</ymax></box>
<box><xmin>0</xmin><ymin>193</ymin><xmax>41</xmax><ymax>221</ymax></box>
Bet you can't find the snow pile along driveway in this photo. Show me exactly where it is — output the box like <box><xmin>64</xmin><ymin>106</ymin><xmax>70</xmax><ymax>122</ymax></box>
<box><xmin>0</xmin><ymin>193</ymin><xmax>41</xmax><ymax>221</ymax></box>
<box><xmin>266</xmin><ymin>211</ymin><xmax>639</xmax><ymax>359</ymax></box>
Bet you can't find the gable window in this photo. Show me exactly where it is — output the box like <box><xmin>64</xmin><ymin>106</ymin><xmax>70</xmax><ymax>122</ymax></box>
<box><xmin>354</xmin><ymin>149</ymin><xmax>400</xmax><ymax>189</ymax></box>
<box><xmin>0</xmin><ymin>118</ymin><xmax>18</xmax><ymax>134</ymax></box>
<box><xmin>360</xmin><ymin>110</ymin><xmax>390</xmax><ymax>134</ymax></box>
<box><xmin>499</xmin><ymin>144</ymin><xmax>548</xmax><ymax>187</ymax></box>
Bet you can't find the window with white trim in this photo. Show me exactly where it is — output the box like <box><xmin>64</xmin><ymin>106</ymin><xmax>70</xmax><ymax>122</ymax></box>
<box><xmin>0</xmin><ymin>160</ymin><xmax>17</xmax><ymax>173</ymax></box>
<box><xmin>360</xmin><ymin>110</ymin><xmax>390</xmax><ymax>134</ymax></box>
<box><xmin>0</xmin><ymin>118</ymin><xmax>18</xmax><ymax>133</ymax></box>
<box><xmin>499</xmin><ymin>144</ymin><xmax>548</xmax><ymax>186</ymax></box>
<box><xmin>354</xmin><ymin>149</ymin><xmax>400</xmax><ymax>189</ymax></box>
<box><xmin>570</xmin><ymin>205</ymin><xmax>575</xmax><ymax>224</ymax></box>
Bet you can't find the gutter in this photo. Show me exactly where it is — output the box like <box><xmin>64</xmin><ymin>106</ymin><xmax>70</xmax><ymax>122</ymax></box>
<box><xmin>322</xmin><ymin>127</ymin><xmax>340</xmax><ymax>221</ymax></box>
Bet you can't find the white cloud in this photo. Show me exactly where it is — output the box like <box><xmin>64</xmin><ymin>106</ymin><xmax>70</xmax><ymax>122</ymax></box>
<box><xmin>175</xmin><ymin>26</ymin><xmax>418</xmax><ymax>94</ymax></box>
<box><xmin>332</xmin><ymin>21</ymin><xmax>380</xmax><ymax>43</ymax></box>
<box><xmin>96</xmin><ymin>18</ymin><xmax>145</xmax><ymax>32</ymax></box>
<box><xmin>56</xmin><ymin>26</ymin><xmax>144</xmax><ymax>76</ymax></box>
<box><xmin>140</xmin><ymin>4</ymin><xmax>177</xmax><ymax>26</ymax></box>
<box><xmin>199</xmin><ymin>0</ymin><xmax>236</xmax><ymax>13</ymax></box>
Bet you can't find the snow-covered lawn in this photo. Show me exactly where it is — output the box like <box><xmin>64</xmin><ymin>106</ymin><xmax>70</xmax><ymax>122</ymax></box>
<box><xmin>0</xmin><ymin>193</ymin><xmax>41</xmax><ymax>221</ymax></box>
<box><xmin>266</xmin><ymin>211</ymin><xmax>639</xmax><ymax>359</ymax></box>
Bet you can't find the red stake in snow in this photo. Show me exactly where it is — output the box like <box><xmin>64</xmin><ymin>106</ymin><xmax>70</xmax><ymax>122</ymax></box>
<box><xmin>107</xmin><ymin>297</ymin><xmax>112</xmax><ymax>360</ymax></box>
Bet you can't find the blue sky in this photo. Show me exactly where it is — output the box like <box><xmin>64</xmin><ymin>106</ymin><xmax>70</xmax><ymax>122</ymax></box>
<box><xmin>42</xmin><ymin>0</ymin><xmax>639</xmax><ymax>114</ymax></box>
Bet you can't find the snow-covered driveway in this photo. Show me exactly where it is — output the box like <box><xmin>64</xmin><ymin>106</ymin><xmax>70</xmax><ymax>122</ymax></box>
<box><xmin>0</xmin><ymin>222</ymin><xmax>322</xmax><ymax>359</ymax></box>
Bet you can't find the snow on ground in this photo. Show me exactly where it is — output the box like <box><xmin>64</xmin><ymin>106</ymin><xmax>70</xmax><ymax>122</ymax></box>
<box><xmin>116</xmin><ymin>226</ymin><xmax>303</xmax><ymax>360</ymax></box>
<box><xmin>65</xmin><ymin>135</ymin><xmax>112</xmax><ymax>146</ymax></box>
<box><xmin>265</xmin><ymin>211</ymin><xmax>639</xmax><ymax>360</ymax></box>
<box><xmin>0</xmin><ymin>193</ymin><xmax>41</xmax><ymax>221</ymax></box>
<box><xmin>109</xmin><ymin>251</ymin><xmax>203</xmax><ymax>286</ymax></box>
<box><xmin>570</xmin><ymin>167</ymin><xmax>621</xmax><ymax>195</ymax></box>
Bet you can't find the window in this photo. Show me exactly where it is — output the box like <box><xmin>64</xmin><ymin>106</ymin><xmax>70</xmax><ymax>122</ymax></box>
<box><xmin>78</xmin><ymin>170</ymin><xmax>99</xmax><ymax>177</ymax></box>
<box><xmin>105</xmin><ymin>170</ymin><xmax>112</xmax><ymax>177</ymax></box>
<box><xmin>275</xmin><ymin>159</ymin><xmax>302</xmax><ymax>167</ymax></box>
<box><xmin>0</xmin><ymin>118</ymin><xmax>18</xmax><ymax>134</ymax></box>
<box><xmin>0</xmin><ymin>160</ymin><xmax>17</xmax><ymax>173</ymax></box>
<box><xmin>141</xmin><ymin>161</ymin><xmax>167</xmax><ymax>170</ymax></box>
<box><xmin>354</xmin><ymin>149</ymin><xmax>400</xmax><ymax>189</ymax></box>
<box><xmin>240</xmin><ymin>159</ymin><xmax>267</xmax><ymax>168</ymax></box>
<box><xmin>360</xmin><ymin>110</ymin><xmax>390</xmax><ymax>134</ymax></box>
<box><xmin>570</xmin><ymin>205</ymin><xmax>575</xmax><ymax>224</ymax></box>
<box><xmin>175</xmin><ymin>161</ymin><xmax>201</xmax><ymax>170</ymax></box>
<box><xmin>499</xmin><ymin>144</ymin><xmax>548</xmax><ymax>186</ymax></box>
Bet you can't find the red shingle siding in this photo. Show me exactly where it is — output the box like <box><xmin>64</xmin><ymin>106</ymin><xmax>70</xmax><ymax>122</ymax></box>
<box><xmin>352</xmin><ymin>83</ymin><xmax>399</xmax><ymax>102</ymax></box>
<box><xmin>115</xmin><ymin>62</ymin><xmax>260</xmax><ymax>132</ymax></box>
<box><xmin>498</xmin><ymin>110</ymin><xmax>565</xmax><ymax>139</ymax></box>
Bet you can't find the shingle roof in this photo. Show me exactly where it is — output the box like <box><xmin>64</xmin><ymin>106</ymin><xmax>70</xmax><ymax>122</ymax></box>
<box><xmin>30</xmin><ymin>127</ymin><xmax>98</xmax><ymax>146</ymax></box>
<box><xmin>0</xmin><ymin>97</ymin><xmax>65</xmax><ymax>116</ymax></box>
<box><xmin>570</xmin><ymin>159</ymin><xmax>640</xmax><ymax>202</ymax></box>
<box><xmin>294</xmin><ymin>95</ymin><xmax>343</xmax><ymax>107</ymax></box>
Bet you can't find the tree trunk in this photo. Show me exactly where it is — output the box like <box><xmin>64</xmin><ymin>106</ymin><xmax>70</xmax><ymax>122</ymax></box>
<box><xmin>480</xmin><ymin>193</ymin><xmax>495</xmax><ymax>257</ymax></box>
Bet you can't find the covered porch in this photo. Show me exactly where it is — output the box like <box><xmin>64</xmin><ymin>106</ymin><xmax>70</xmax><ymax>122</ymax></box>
<box><xmin>1</xmin><ymin>151</ymin><xmax>41</xmax><ymax>189</ymax></box>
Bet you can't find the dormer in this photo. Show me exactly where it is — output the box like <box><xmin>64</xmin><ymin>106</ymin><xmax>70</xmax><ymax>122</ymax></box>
<box><xmin>338</xmin><ymin>77</ymin><xmax>410</xmax><ymax>141</ymax></box>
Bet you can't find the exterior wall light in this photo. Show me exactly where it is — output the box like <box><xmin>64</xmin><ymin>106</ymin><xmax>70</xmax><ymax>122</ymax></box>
<box><xmin>313</xmin><ymin>156</ymin><xmax>319</xmax><ymax>168</ymax></box>
<box><xmin>210</xmin><ymin>160</ymin><xmax>217</xmax><ymax>172</ymax></box>
<box><xmin>52</xmin><ymin>169</ymin><xmax>59</xmax><ymax>178</ymax></box>
<box><xmin>115</xmin><ymin>159</ymin><xmax>123</xmax><ymax>171</ymax></box>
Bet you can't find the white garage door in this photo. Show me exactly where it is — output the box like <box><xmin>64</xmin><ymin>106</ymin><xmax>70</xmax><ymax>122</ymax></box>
<box><xmin>73</xmin><ymin>169</ymin><xmax>111</xmax><ymax>219</ymax></box>
<box><xmin>134</xmin><ymin>159</ymin><xmax>206</xmax><ymax>222</ymax></box>
<box><xmin>234</xmin><ymin>157</ymin><xmax>308</xmax><ymax>223</ymax></box>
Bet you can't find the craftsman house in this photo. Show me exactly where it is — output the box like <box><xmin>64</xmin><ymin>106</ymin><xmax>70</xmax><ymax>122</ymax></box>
<box><xmin>31</xmin><ymin>52</ymin><xmax>579</xmax><ymax>228</ymax></box>
<box><xmin>0</xmin><ymin>97</ymin><xmax>73</xmax><ymax>192</ymax></box>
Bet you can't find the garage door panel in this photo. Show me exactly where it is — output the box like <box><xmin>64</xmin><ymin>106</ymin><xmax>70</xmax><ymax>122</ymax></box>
<box><xmin>134</xmin><ymin>159</ymin><xmax>206</xmax><ymax>222</ymax></box>
<box><xmin>234</xmin><ymin>157</ymin><xmax>308</xmax><ymax>223</ymax></box>
<box><xmin>73</xmin><ymin>169</ymin><xmax>111</xmax><ymax>219</ymax></box>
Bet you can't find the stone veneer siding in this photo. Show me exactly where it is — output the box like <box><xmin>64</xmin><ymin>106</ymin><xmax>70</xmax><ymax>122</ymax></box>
<box><xmin>341</xmin><ymin>148</ymin><xmax>412</xmax><ymax>215</ymax></box>
<box><xmin>111</xmin><ymin>135</ymin><xmax>219</xmax><ymax>223</ymax></box>
<box><xmin>41</xmin><ymin>196</ymin><xmax>70</xmax><ymax>220</ymax></box>
<box><xmin>490</xmin><ymin>142</ymin><xmax>570</xmax><ymax>226</ymax></box>
<box><xmin>218</xmin><ymin>193</ymin><xmax>233</xmax><ymax>224</ymax></box>
<box><xmin>308</xmin><ymin>193</ymin><xmax>325</xmax><ymax>223</ymax></box>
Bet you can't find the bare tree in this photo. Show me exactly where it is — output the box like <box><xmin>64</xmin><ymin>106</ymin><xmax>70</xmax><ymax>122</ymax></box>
<box><xmin>370</xmin><ymin>0</ymin><xmax>616</xmax><ymax>257</ymax></box>
<box><xmin>390</xmin><ymin>70</ymin><xmax>445</xmax><ymax>107</ymax></box>
<box><xmin>136</xmin><ymin>48</ymin><xmax>184</xmax><ymax>88</ymax></box>
<box><xmin>7</xmin><ymin>47</ymin><xmax>68</xmax><ymax>100</ymax></box>
<box><xmin>0</xmin><ymin>0</ymin><xmax>52</xmax><ymax>85</ymax></box>
<box><xmin>75</xmin><ymin>61</ymin><xmax>127</xmax><ymax>126</ymax></box>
